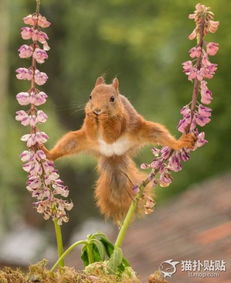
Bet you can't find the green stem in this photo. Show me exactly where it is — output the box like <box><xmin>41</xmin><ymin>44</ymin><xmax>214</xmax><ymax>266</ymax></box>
<box><xmin>114</xmin><ymin>176</ymin><xmax>152</xmax><ymax>248</ymax></box>
<box><xmin>114</xmin><ymin>200</ymin><xmax>137</xmax><ymax>248</ymax></box>
<box><xmin>51</xmin><ymin>240</ymin><xmax>87</xmax><ymax>271</ymax></box>
<box><xmin>87</xmin><ymin>243</ymin><xmax>94</xmax><ymax>264</ymax></box>
<box><xmin>36</xmin><ymin>0</ymin><xmax>40</xmax><ymax>14</ymax></box>
<box><xmin>53</xmin><ymin>220</ymin><xmax>65</xmax><ymax>267</ymax></box>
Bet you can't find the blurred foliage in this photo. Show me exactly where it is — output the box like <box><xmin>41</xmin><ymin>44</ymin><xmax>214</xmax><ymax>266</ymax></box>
<box><xmin>1</xmin><ymin>0</ymin><xmax>230</xmax><ymax>238</ymax></box>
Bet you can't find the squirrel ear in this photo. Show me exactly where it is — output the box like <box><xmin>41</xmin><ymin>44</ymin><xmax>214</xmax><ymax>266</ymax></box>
<box><xmin>112</xmin><ymin>77</ymin><xmax>119</xmax><ymax>92</ymax></box>
<box><xmin>95</xmin><ymin>76</ymin><xmax>105</xmax><ymax>86</ymax></box>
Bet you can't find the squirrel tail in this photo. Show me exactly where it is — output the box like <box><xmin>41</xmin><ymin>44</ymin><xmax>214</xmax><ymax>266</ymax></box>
<box><xmin>95</xmin><ymin>155</ymin><xmax>153</xmax><ymax>223</ymax></box>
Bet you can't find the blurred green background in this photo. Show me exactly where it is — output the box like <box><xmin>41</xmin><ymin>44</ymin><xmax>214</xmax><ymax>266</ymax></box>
<box><xmin>0</xmin><ymin>0</ymin><xmax>230</xmax><ymax>247</ymax></box>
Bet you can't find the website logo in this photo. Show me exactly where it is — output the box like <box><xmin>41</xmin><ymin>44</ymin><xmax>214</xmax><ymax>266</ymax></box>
<box><xmin>159</xmin><ymin>259</ymin><xmax>180</xmax><ymax>278</ymax></box>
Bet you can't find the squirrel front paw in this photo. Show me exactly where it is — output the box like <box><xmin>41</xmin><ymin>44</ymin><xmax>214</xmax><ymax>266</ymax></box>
<box><xmin>98</xmin><ymin>113</ymin><xmax>109</xmax><ymax>121</ymax></box>
<box><xmin>178</xmin><ymin>133</ymin><xmax>196</xmax><ymax>149</ymax></box>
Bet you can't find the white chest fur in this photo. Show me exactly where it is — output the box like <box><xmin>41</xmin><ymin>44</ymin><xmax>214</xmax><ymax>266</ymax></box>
<box><xmin>98</xmin><ymin>136</ymin><xmax>132</xmax><ymax>157</ymax></box>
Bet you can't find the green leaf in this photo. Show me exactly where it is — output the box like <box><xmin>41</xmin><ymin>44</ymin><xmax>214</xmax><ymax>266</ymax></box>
<box><xmin>81</xmin><ymin>245</ymin><xmax>89</xmax><ymax>267</ymax></box>
<box><xmin>92</xmin><ymin>232</ymin><xmax>108</xmax><ymax>240</ymax></box>
<box><xmin>100</xmin><ymin>237</ymin><xmax>115</xmax><ymax>257</ymax></box>
<box><xmin>80</xmin><ymin>233</ymin><xmax>131</xmax><ymax>269</ymax></box>
<box><xmin>91</xmin><ymin>244</ymin><xmax>102</xmax><ymax>262</ymax></box>
<box><xmin>91</xmin><ymin>238</ymin><xmax>106</xmax><ymax>260</ymax></box>
<box><xmin>122</xmin><ymin>257</ymin><xmax>130</xmax><ymax>267</ymax></box>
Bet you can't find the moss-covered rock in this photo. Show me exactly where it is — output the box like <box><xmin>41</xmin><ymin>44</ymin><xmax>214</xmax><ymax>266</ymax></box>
<box><xmin>0</xmin><ymin>260</ymin><xmax>142</xmax><ymax>283</ymax></box>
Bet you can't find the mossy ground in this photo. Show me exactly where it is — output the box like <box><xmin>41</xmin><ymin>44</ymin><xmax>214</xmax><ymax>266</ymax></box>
<box><xmin>0</xmin><ymin>260</ymin><xmax>135</xmax><ymax>283</ymax></box>
<box><xmin>0</xmin><ymin>261</ymin><xmax>168</xmax><ymax>283</ymax></box>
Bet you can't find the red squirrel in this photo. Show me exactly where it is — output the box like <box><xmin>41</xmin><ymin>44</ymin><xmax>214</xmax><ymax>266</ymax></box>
<box><xmin>41</xmin><ymin>77</ymin><xmax>195</xmax><ymax>222</ymax></box>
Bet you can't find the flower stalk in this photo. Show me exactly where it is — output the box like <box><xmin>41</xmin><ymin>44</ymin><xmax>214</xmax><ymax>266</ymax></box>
<box><xmin>16</xmin><ymin>0</ymin><xmax>73</xmax><ymax>268</ymax></box>
<box><xmin>54</xmin><ymin>220</ymin><xmax>65</xmax><ymax>267</ymax></box>
<box><xmin>115</xmin><ymin>175</ymin><xmax>153</xmax><ymax>248</ymax></box>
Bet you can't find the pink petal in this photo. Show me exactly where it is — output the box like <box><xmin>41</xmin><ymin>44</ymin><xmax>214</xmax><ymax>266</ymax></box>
<box><xmin>16</xmin><ymin>92</ymin><xmax>30</xmax><ymax>105</ymax></box>
<box><xmin>33</xmin><ymin>48</ymin><xmax>48</xmax><ymax>64</ymax></box>
<box><xmin>206</xmin><ymin>42</ymin><xmax>219</xmax><ymax>56</ymax></box>
<box><xmin>21</xmin><ymin>27</ymin><xmax>33</xmax><ymax>40</ymax></box>
<box><xmin>209</xmin><ymin>20</ymin><xmax>219</xmax><ymax>33</ymax></box>
<box><xmin>34</xmin><ymin>70</ymin><xmax>48</xmax><ymax>85</ymax></box>
<box><xmin>18</xmin><ymin>44</ymin><xmax>33</xmax><ymax>58</ymax></box>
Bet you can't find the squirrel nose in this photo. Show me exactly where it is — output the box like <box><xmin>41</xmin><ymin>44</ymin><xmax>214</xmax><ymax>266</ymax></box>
<box><xmin>93</xmin><ymin>108</ymin><xmax>102</xmax><ymax>115</ymax></box>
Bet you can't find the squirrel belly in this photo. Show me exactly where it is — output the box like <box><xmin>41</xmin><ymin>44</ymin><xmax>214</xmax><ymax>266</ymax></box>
<box><xmin>95</xmin><ymin>154</ymin><xmax>151</xmax><ymax>222</ymax></box>
<box><xmin>97</xmin><ymin>135</ymin><xmax>134</xmax><ymax>157</ymax></box>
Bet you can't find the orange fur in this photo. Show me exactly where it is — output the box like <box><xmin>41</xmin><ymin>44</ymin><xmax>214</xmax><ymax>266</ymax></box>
<box><xmin>42</xmin><ymin>77</ymin><xmax>195</xmax><ymax>222</ymax></box>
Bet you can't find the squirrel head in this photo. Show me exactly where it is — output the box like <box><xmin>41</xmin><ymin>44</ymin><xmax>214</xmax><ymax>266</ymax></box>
<box><xmin>85</xmin><ymin>76</ymin><xmax>124</xmax><ymax>117</ymax></box>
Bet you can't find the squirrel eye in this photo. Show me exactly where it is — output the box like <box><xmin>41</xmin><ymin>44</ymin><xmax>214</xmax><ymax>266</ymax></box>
<box><xmin>89</xmin><ymin>95</ymin><xmax>92</xmax><ymax>100</ymax></box>
<box><xmin>110</xmin><ymin>96</ymin><xmax>115</xmax><ymax>102</ymax></box>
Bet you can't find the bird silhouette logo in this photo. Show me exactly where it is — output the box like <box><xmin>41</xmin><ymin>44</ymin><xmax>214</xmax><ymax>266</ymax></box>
<box><xmin>159</xmin><ymin>259</ymin><xmax>180</xmax><ymax>278</ymax></box>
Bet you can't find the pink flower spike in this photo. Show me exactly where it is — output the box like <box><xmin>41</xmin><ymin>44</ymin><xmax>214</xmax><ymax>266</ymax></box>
<box><xmin>15</xmin><ymin>110</ymin><xmax>28</xmax><ymax>124</ymax></box>
<box><xmin>140</xmin><ymin>163</ymin><xmax>150</xmax><ymax>169</ymax></box>
<box><xmin>36</xmin><ymin>110</ymin><xmax>48</xmax><ymax>123</ymax></box>
<box><xmin>21</xmin><ymin>132</ymin><xmax>48</xmax><ymax>147</ymax></box>
<box><xmin>16</xmin><ymin>92</ymin><xmax>30</xmax><ymax>105</ymax></box>
<box><xmin>201</xmin><ymin>90</ymin><xmax>212</xmax><ymax>104</ymax></box>
<box><xmin>182</xmin><ymin>60</ymin><xmax>193</xmax><ymax>73</ymax></box>
<box><xmin>188</xmin><ymin>13</ymin><xmax>195</xmax><ymax>20</ymax></box>
<box><xmin>18</xmin><ymin>44</ymin><xmax>33</xmax><ymax>58</ymax></box>
<box><xmin>178</xmin><ymin>118</ymin><xmax>190</xmax><ymax>133</ymax></box>
<box><xmin>182</xmin><ymin>61</ymin><xmax>199</xmax><ymax>81</ymax></box>
<box><xmin>23</xmin><ymin>14</ymin><xmax>36</xmax><ymax>25</ymax></box>
<box><xmin>179</xmin><ymin>149</ymin><xmax>190</xmax><ymax>162</ymax></box>
<box><xmin>180</xmin><ymin>105</ymin><xmax>191</xmax><ymax>116</ymax></box>
<box><xmin>21</xmin><ymin>133</ymin><xmax>37</xmax><ymax>147</ymax></box>
<box><xmin>17</xmin><ymin>10</ymin><xmax>73</xmax><ymax>223</ymax></box>
<box><xmin>198</xmin><ymin>105</ymin><xmax>212</xmax><ymax>118</ymax></box>
<box><xmin>38</xmin><ymin>15</ymin><xmax>51</xmax><ymax>28</ymax></box>
<box><xmin>207</xmin><ymin>42</ymin><xmax>219</xmax><ymax>56</ymax></box>
<box><xmin>150</xmin><ymin>160</ymin><xmax>162</xmax><ymax>170</ymax></box>
<box><xmin>194</xmin><ymin>112</ymin><xmax>211</xmax><ymax>127</ymax></box>
<box><xmin>159</xmin><ymin>172</ymin><xmax>172</xmax><ymax>187</ymax></box>
<box><xmin>160</xmin><ymin>147</ymin><xmax>171</xmax><ymax>160</ymax></box>
<box><xmin>209</xmin><ymin>20</ymin><xmax>219</xmax><ymax>33</ymax></box>
<box><xmin>36</xmin><ymin>131</ymin><xmax>49</xmax><ymax>144</ymax></box>
<box><xmin>35</xmin><ymin>31</ymin><xmax>50</xmax><ymax>51</ymax></box>
<box><xmin>34</xmin><ymin>70</ymin><xmax>48</xmax><ymax>85</ymax></box>
<box><xmin>21</xmin><ymin>27</ymin><xmax>33</xmax><ymax>40</ymax></box>
<box><xmin>16</xmin><ymin>68</ymin><xmax>33</xmax><ymax>80</ymax></box>
<box><xmin>33</xmin><ymin>48</ymin><xmax>48</xmax><ymax>64</ymax></box>
<box><xmin>22</xmin><ymin>162</ymin><xmax>34</xmax><ymax>173</ymax></box>
<box><xmin>168</xmin><ymin>154</ymin><xmax>182</xmax><ymax>172</ymax></box>
<box><xmin>193</xmin><ymin>132</ymin><xmax>208</xmax><ymax>150</ymax></box>
<box><xmin>23</xmin><ymin>14</ymin><xmax>51</xmax><ymax>28</ymax></box>
<box><xmin>189</xmin><ymin>46</ymin><xmax>202</xmax><ymax>58</ymax></box>
<box><xmin>200</xmin><ymin>80</ymin><xmax>213</xmax><ymax>104</ymax></box>
<box><xmin>36</xmin><ymin>150</ymin><xmax>47</xmax><ymax>160</ymax></box>
<box><xmin>37</xmin><ymin>31</ymin><xmax>49</xmax><ymax>43</ymax></box>
<box><xmin>20</xmin><ymin>150</ymin><xmax>34</xmax><ymax>162</ymax></box>
<box><xmin>195</xmin><ymin>3</ymin><xmax>205</xmax><ymax>12</ymax></box>
<box><xmin>151</xmin><ymin>147</ymin><xmax>160</xmax><ymax>157</ymax></box>
<box><xmin>188</xmin><ymin>28</ymin><xmax>197</xmax><ymax>40</ymax></box>
<box><xmin>53</xmin><ymin>185</ymin><xmax>69</xmax><ymax>198</ymax></box>
<box><xmin>30</xmin><ymin>91</ymin><xmax>48</xmax><ymax>106</ymax></box>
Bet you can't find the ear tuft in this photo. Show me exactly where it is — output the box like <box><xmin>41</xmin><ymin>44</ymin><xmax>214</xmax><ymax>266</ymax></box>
<box><xmin>112</xmin><ymin>77</ymin><xmax>119</xmax><ymax>92</ymax></box>
<box><xmin>95</xmin><ymin>76</ymin><xmax>105</xmax><ymax>86</ymax></box>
